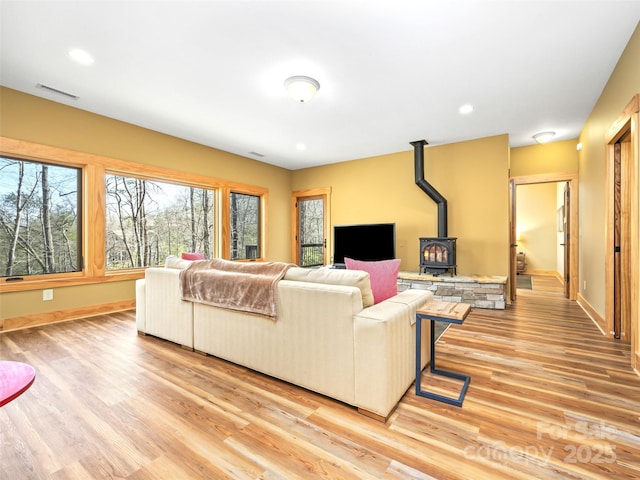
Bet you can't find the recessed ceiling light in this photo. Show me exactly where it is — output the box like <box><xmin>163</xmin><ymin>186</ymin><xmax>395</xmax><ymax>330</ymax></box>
<box><xmin>68</xmin><ymin>48</ymin><xmax>94</xmax><ymax>65</ymax></box>
<box><xmin>296</xmin><ymin>143</ymin><xmax>307</xmax><ymax>151</ymax></box>
<box><xmin>459</xmin><ymin>104</ymin><xmax>474</xmax><ymax>115</ymax></box>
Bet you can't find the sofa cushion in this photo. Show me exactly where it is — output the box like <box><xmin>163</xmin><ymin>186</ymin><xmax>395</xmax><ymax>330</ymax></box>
<box><xmin>344</xmin><ymin>258</ymin><xmax>401</xmax><ymax>304</ymax></box>
<box><xmin>181</xmin><ymin>252</ymin><xmax>206</xmax><ymax>260</ymax></box>
<box><xmin>164</xmin><ymin>255</ymin><xmax>194</xmax><ymax>270</ymax></box>
<box><xmin>284</xmin><ymin>267</ymin><xmax>374</xmax><ymax>308</ymax></box>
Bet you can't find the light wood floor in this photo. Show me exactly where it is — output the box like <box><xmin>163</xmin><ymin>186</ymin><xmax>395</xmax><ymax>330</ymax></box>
<box><xmin>2</xmin><ymin>275</ymin><xmax>639</xmax><ymax>479</ymax></box>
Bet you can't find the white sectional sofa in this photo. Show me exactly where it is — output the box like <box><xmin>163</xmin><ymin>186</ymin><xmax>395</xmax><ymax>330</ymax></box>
<box><xmin>136</xmin><ymin>257</ymin><xmax>433</xmax><ymax>420</ymax></box>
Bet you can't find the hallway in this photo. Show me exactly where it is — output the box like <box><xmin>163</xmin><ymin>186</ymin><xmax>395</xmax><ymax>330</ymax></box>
<box><xmin>517</xmin><ymin>273</ymin><xmax>567</xmax><ymax>297</ymax></box>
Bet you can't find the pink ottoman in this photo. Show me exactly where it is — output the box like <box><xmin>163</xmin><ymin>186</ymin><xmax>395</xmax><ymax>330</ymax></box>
<box><xmin>0</xmin><ymin>361</ymin><xmax>36</xmax><ymax>407</ymax></box>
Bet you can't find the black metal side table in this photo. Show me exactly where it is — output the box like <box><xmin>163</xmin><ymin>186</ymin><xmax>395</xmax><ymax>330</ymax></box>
<box><xmin>415</xmin><ymin>300</ymin><xmax>471</xmax><ymax>407</ymax></box>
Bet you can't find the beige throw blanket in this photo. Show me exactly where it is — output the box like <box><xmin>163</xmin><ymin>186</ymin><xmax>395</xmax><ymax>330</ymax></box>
<box><xmin>179</xmin><ymin>259</ymin><xmax>293</xmax><ymax>318</ymax></box>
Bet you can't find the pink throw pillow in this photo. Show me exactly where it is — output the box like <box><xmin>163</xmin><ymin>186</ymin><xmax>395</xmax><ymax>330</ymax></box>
<box><xmin>181</xmin><ymin>252</ymin><xmax>205</xmax><ymax>260</ymax></box>
<box><xmin>344</xmin><ymin>257</ymin><xmax>401</xmax><ymax>304</ymax></box>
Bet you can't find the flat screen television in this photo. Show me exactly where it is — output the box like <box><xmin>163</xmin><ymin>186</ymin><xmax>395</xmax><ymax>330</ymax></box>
<box><xmin>332</xmin><ymin>223</ymin><xmax>396</xmax><ymax>268</ymax></box>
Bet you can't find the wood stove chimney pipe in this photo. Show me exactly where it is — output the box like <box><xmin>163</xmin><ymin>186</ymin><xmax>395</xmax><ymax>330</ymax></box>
<box><xmin>410</xmin><ymin>139</ymin><xmax>448</xmax><ymax>238</ymax></box>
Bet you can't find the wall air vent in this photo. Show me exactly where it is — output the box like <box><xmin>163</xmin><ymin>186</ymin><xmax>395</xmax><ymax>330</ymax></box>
<box><xmin>36</xmin><ymin>83</ymin><xmax>79</xmax><ymax>100</ymax></box>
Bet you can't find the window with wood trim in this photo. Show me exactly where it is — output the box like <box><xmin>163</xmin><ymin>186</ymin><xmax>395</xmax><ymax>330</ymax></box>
<box><xmin>105</xmin><ymin>174</ymin><xmax>215</xmax><ymax>270</ymax></box>
<box><xmin>229</xmin><ymin>191</ymin><xmax>260</xmax><ymax>260</ymax></box>
<box><xmin>0</xmin><ymin>137</ymin><xmax>268</xmax><ymax>291</ymax></box>
<box><xmin>0</xmin><ymin>156</ymin><xmax>82</xmax><ymax>277</ymax></box>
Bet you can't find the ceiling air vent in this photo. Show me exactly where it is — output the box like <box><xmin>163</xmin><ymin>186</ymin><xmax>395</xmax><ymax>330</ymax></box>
<box><xmin>248</xmin><ymin>151</ymin><xmax>265</xmax><ymax>158</ymax></box>
<box><xmin>36</xmin><ymin>83</ymin><xmax>79</xmax><ymax>100</ymax></box>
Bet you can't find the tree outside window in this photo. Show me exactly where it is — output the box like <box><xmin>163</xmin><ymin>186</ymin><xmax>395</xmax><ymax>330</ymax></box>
<box><xmin>230</xmin><ymin>192</ymin><xmax>260</xmax><ymax>260</ymax></box>
<box><xmin>1</xmin><ymin>139</ymin><xmax>268</xmax><ymax>290</ymax></box>
<box><xmin>0</xmin><ymin>156</ymin><xmax>81</xmax><ymax>277</ymax></box>
<box><xmin>105</xmin><ymin>174</ymin><xmax>214</xmax><ymax>269</ymax></box>
<box><xmin>299</xmin><ymin>198</ymin><xmax>324</xmax><ymax>267</ymax></box>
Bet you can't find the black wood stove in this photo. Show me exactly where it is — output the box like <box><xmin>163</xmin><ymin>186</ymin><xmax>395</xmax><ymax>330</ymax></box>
<box><xmin>412</xmin><ymin>140</ymin><xmax>458</xmax><ymax>277</ymax></box>
<box><xmin>419</xmin><ymin>237</ymin><xmax>457</xmax><ymax>276</ymax></box>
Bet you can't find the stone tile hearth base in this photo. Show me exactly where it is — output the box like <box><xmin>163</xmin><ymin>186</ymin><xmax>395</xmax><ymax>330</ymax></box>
<box><xmin>398</xmin><ymin>271</ymin><xmax>507</xmax><ymax>309</ymax></box>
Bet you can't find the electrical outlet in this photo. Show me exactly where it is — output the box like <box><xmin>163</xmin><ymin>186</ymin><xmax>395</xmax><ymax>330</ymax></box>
<box><xmin>43</xmin><ymin>289</ymin><xmax>53</xmax><ymax>301</ymax></box>
<box><xmin>583</xmin><ymin>280</ymin><xmax>587</xmax><ymax>291</ymax></box>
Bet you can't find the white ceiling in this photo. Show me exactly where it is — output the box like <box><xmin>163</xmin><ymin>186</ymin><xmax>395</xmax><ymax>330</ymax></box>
<box><xmin>1</xmin><ymin>1</ymin><xmax>639</xmax><ymax>170</ymax></box>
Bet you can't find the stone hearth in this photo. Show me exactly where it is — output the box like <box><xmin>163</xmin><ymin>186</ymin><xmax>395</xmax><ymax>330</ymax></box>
<box><xmin>398</xmin><ymin>271</ymin><xmax>507</xmax><ymax>309</ymax></box>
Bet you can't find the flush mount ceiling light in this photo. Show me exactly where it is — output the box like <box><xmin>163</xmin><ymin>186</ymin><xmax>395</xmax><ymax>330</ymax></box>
<box><xmin>284</xmin><ymin>76</ymin><xmax>320</xmax><ymax>103</ymax></box>
<box><xmin>533</xmin><ymin>131</ymin><xmax>556</xmax><ymax>144</ymax></box>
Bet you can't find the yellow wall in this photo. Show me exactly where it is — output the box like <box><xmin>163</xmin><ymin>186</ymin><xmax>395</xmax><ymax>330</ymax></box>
<box><xmin>556</xmin><ymin>182</ymin><xmax>567</xmax><ymax>276</ymax></box>
<box><xmin>0</xmin><ymin>87</ymin><xmax>293</xmax><ymax>320</ymax></box>
<box><xmin>510</xmin><ymin>139</ymin><xmax>579</xmax><ymax>177</ymax></box>
<box><xmin>1</xmin><ymin>282</ymin><xmax>134</xmax><ymax>320</ymax></box>
<box><xmin>578</xmin><ymin>22</ymin><xmax>640</xmax><ymax>320</ymax></box>
<box><xmin>516</xmin><ymin>183</ymin><xmax>559</xmax><ymax>273</ymax></box>
<box><xmin>292</xmin><ymin>135</ymin><xmax>511</xmax><ymax>275</ymax></box>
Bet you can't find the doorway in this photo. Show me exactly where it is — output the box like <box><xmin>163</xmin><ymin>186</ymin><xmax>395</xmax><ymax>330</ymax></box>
<box><xmin>291</xmin><ymin>188</ymin><xmax>330</xmax><ymax>267</ymax></box>
<box><xmin>509</xmin><ymin>173</ymin><xmax>578</xmax><ymax>302</ymax></box>
<box><xmin>605</xmin><ymin>95</ymin><xmax>639</xmax><ymax>356</ymax></box>
<box><xmin>563</xmin><ymin>182</ymin><xmax>571</xmax><ymax>298</ymax></box>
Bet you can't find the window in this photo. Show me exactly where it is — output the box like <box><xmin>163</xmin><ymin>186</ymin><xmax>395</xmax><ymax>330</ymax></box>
<box><xmin>106</xmin><ymin>174</ymin><xmax>215</xmax><ymax>269</ymax></box>
<box><xmin>230</xmin><ymin>192</ymin><xmax>260</xmax><ymax>260</ymax></box>
<box><xmin>0</xmin><ymin>137</ymin><xmax>268</xmax><ymax>291</ymax></box>
<box><xmin>297</xmin><ymin>197</ymin><xmax>325</xmax><ymax>267</ymax></box>
<box><xmin>292</xmin><ymin>188</ymin><xmax>330</xmax><ymax>267</ymax></box>
<box><xmin>0</xmin><ymin>156</ymin><xmax>81</xmax><ymax>277</ymax></box>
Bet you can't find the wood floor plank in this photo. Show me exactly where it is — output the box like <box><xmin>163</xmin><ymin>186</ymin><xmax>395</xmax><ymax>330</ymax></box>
<box><xmin>1</xmin><ymin>274</ymin><xmax>639</xmax><ymax>479</ymax></box>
